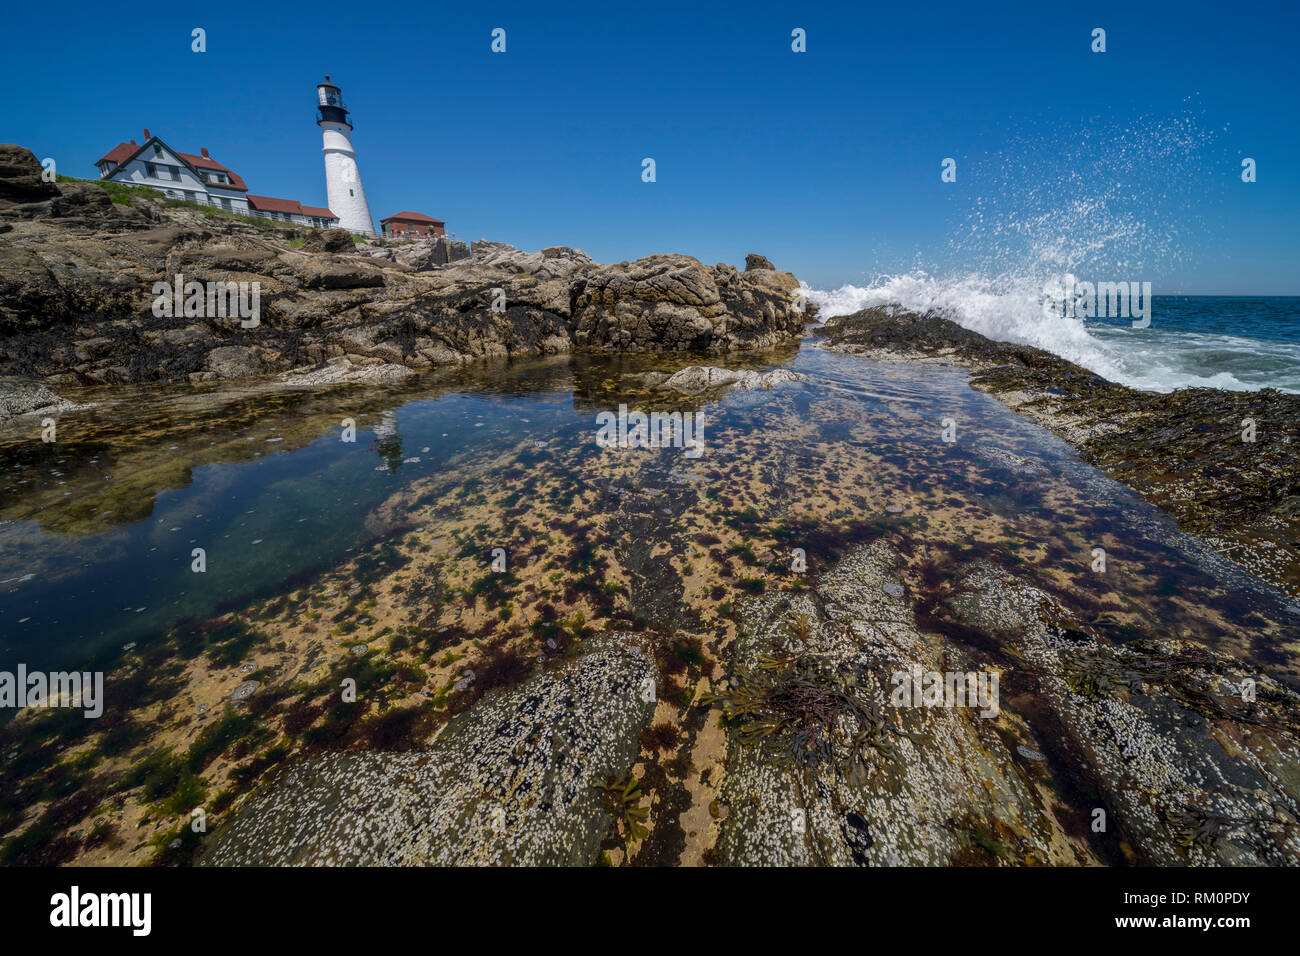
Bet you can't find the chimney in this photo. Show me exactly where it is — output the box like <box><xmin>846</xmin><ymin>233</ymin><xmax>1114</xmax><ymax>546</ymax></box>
<box><xmin>201</xmin><ymin>147</ymin><xmax>210</xmax><ymax>158</ymax></box>
<box><xmin>143</xmin><ymin>128</ymin><xmax>151</xmax><ymax>141</ymax></box>
<box><xmin>129</xmin><ymin>139</ymin><xmax>136</xmax><ymax>145</ymax></box>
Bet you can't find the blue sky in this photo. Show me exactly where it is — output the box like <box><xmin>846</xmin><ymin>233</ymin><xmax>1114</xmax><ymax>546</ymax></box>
<box><xmin>4</xmin><ymin>0</ymin><xmax>1297</xmax><ymax>292</ymax></box>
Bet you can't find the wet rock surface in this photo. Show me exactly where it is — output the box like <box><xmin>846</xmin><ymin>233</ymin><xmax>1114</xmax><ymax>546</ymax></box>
<box><xmin>640</xmin><ymin>365</ymin><xmax>805</xmax><ymax>394</ymax></box>
<box><xmin>200</xmin><ymin>634</ymin><xmax>658</xmax><ymax>865</ymax></box>
<box><xmin>0</xmin><ymin>144</ymin><xmax>811</xmax><ymax>387</ymax></box>
<box><xmin>3</xmin><ymin>342</ymin><xmax>1297</xmax><ymax>867</ymax></box>
<box><xmin>713</xmin><ymin>540</ymin><xmax>1300</xmax><ymax>865</ymax></box>
<box><xmin>0</xmin><ymin>376</ymin><xmax>93</xmax><ymax>421</ymax></box>
<box><xmin>821</xmin><ymin>306</ymin><xmax>1300</xmax><ymax>595</ymax></box>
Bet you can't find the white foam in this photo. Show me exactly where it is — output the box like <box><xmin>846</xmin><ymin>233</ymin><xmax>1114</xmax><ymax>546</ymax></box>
<box><xmin>804</xmin><ymin>272</ymin><xmax>1128</xmax><ymax>380</ymax></box>
<box><xmin>804</xmin><ymin>275</ymin><xmax>1299</xmax><ymax>394</ymax></box>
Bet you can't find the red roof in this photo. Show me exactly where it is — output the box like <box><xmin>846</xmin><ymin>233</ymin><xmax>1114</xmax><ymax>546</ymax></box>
<box><xmin>176</xmin><ymin>152</ymin><xmax>248</xmax><ymax>191</ymax></box>
<box><xmin>247</xmin><ymin>194</ymin><xmax>304</xmax><ymax>214</ymax></box>
<box><xmin>95</xmin><ymin>137</ymin><xmax>248</xmax><ymax>191</ymax></box>
<box><xmin>97</xmin><ymin>142</ymin><xmax>137</xmax><ymax>165</ymax></box>
<box><xmin>247</xmin><ymin>195</ymin><xmax>337</xmax><ymax>219</ymax></box>
<box><xmin>381</xmin><ymin>210</ymin><xmax>444</xmax><ymax>224</ymax></box>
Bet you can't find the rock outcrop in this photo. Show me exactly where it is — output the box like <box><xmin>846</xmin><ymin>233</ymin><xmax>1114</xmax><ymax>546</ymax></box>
<box><xmin>640</xmin><ymin>365</ymin><xmax>805</xmax><ymax>394</ymax></box>
<box><xmin>201</xmin><ymin>634</ymin><xmax>658</xmax><ymax>865</ymax></box>
<box><xmin>298</xmin><ymin>227</ymin><xmax>354</xmax><ymax>254</ymax></box>
<box><xmin>712</xmin><ymin>540</ymin><xmax>1300</xmax><ymax>866</ymax></box>
<box><xmin>0</xmin><ymin>144</ymin><xmax>814</xmax><ymax>386</ymax></box>
<box><xmin>0</xmin><ymin>376</ymin><xmax>92</xmax><ymax>420</ymax></box>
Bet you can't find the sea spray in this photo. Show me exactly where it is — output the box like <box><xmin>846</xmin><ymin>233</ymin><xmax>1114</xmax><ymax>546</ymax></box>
<box><xmin>802</xmin><ymin>108</ymin><xmax>1300</xmax><ymax>393</ymax></box>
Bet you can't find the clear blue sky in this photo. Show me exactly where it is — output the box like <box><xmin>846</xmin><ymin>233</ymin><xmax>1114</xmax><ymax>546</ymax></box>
<box><xmin>4</xmin><ymin>0</ymin><xmax>1297</xmax><ymax>292</ymax></box>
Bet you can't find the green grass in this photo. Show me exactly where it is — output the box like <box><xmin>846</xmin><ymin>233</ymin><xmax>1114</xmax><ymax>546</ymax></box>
<box><xmin>56</xmin><ymin>174</ymin><xmax>320</xmax><ymax>234</ymax></box>
<box><xmin>58</xmin><ymin>174</ymin><xmax>156</xmax><ymax>206</ymax></box>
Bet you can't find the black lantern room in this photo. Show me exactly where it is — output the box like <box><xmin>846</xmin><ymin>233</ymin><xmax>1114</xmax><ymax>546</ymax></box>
<box><xmin>316</xmin><ymin>75</ymin><xmax>352</xmax><ymax>129</ymax></box>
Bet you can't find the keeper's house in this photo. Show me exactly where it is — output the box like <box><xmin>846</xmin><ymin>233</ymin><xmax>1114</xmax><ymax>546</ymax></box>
<box><xmin>246</xmin><ymin>195</ymin><xmax>339</xmax><ymax>228</ymax></box>
<box><xmin>95</xmin><ymin>130</ymin><xmax>338</xmax><ymax>228</ymax></box>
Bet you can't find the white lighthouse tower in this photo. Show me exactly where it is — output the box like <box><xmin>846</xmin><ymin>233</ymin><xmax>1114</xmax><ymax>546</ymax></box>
<box><xmin>317</xmin><ymin>75</ymin><xmax>375</xmax><ymax>235</ymax></box>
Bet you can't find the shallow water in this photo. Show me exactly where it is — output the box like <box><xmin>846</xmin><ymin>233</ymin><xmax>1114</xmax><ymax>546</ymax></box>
<box><xmin>2</xmin><ymin>337</ymin><xmax>1296</xmax><ymax>687</ymax></box>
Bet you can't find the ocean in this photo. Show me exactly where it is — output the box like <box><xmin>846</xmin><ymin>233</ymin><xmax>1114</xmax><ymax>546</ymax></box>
<box><xmin>806</xmin><ymin>279</ymin><xmax>1300</xmax><ymax>394</ymax></box>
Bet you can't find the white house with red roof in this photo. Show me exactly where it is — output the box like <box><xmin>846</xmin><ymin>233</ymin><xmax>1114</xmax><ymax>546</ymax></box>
<box><xmin>246</xmin><ymin>195</ymin><xmax>339</xmax><ymax>229</ymax></box>
<box><xmin>95</xmin><ymin>131</ymin><xmax>253</xmax><ymax>213</ymax></box>
<box><xmin>95</xmin><ymin>128</ymin><xmax>339</xmax><ymax>228</ymax></box>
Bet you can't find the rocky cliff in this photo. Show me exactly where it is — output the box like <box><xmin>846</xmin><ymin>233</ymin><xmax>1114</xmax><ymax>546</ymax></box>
<box><xmin>0</xmin><ymin>144</ymin><xmax>813</xmax><ymax>387</ymax></box>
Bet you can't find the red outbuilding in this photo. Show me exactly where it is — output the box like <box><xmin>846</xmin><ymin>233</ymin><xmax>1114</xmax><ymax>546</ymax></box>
<box><xmin>380</xmin><ymin>211</ymin><xmax>445</xmax><ymax>237</ymax></box>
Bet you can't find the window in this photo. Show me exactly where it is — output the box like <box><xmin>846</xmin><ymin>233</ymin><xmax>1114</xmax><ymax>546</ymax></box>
<box><xmin>220</xmin><ymin>198</ymin><xmax>232</xmax><ymax>211</ymax></box>
<box><xmin>184</xmin><ymin>191</ymin><xmax>196</xmax><ymax>202</ymax></box>
<box><xmin>145</xmin><ymin>162</ymin><xmax>158</xmax><ymax>178</ymax></box>
<box><xmin>153</xmin><ymin>145</ymin><xmax>162</xmax><ymax>157</ymax></box>
<box><xmin>348</xmin><ymin>189</ymin><xmax>354</xmax><ymax>196</ymax></box>
<box><xmin>169</xmin><ymin>166</ymin><xmax>181</xmax><ymax>181</ymax></box>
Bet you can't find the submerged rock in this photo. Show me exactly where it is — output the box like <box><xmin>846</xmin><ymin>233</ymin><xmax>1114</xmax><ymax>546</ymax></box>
<box><xmin>0</xmin><ymin>377</ymin><xmax>91</xmax><ymax>421</ymax></box>
<box><xmin>276</xmin><ymin>357</ymin><xmax>414</xmax><ymax>388</ymax></box>
<box><xmin>655</xmin><ymin>365</ymin><xmax>805</xmax><ymax>394</ymax></box>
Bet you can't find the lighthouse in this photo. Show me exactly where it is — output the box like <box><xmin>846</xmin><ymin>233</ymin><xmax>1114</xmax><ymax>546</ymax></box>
<box><xmin>316</xmin><ymin>75</ymin><xmax>375</xmax><ymax>235</ymax></box>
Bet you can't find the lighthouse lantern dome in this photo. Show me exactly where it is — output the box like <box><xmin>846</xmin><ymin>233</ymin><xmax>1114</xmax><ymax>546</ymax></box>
<box><xmin>316</xmin><ymin>75</ymin><xmax>351</xmax><ymax>128</ymax></box>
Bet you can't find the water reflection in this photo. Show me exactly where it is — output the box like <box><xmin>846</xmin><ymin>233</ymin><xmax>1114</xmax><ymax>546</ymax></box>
<box><xmin>1</xmin><ymin>341</ymin><xmax>1296</xmax><ymax>693</ymax></box>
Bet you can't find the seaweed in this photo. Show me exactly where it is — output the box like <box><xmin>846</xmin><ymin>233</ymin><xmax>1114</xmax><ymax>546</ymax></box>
<box><xmin>701</xmin><ymin>648</ymin><xmax>899</xmax><ymax>775</ymax></box>
<box><xmin>596</xmin><ymin>775</ymin><xmax>649</xmax><ymax>845</ymax></box>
